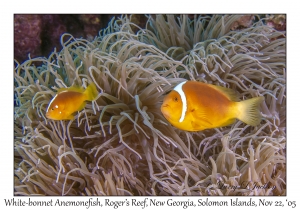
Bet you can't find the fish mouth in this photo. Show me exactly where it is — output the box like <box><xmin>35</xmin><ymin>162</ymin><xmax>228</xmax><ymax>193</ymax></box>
<box><xmin>161</xmin><ymin>104</ymin><xmax>170</xmax><ymax>118</ymax></box>
<box><xmin>161</xmin><ymin>105</ymin><xmax>169</xmax><ymax>112</ymax></box>
<box><xmin>161</xmin><ymin>104</ymin><xmax>169</xmax><ymax>108</ymax></box>
<box><xmin>45</xmin><ymin>112</ymin><xmax>53</xmax><ymax>120</ymax></box>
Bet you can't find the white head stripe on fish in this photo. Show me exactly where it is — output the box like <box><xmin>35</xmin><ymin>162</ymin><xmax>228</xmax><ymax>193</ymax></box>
<box><xmin>173</xmin><ymin>81</ymin><xmax>187</xmax><ymax>123</ymax></box>
<box><xmin>46</xmin><ymin>94</ymin><xmax>58</xmax><ymax>112</ymax></box>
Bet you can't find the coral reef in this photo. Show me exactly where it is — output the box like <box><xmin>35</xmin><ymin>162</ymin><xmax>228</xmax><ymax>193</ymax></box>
<box><xmin>14</xmin><ymin>15</ymin><xmax>286</xmax><ymax>195</ymax></box>
<box><xmin>14</xmin><ymin>14</ymin><xmax>149</xmax><ymax>63</ymax></box>
<box><xmin>265</xmin><ymin>14</ymin><xmax>286</xmax><ymax>31</ymax></box>
<box><xmin>14</xmin><ymin>15</ymin><xmax>43</xmax><ymax>62</ymax></box>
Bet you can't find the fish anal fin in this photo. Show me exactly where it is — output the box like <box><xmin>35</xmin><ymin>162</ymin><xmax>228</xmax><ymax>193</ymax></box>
<box><xmin>78</xmin><ymin>101</ymin><xmax>87</xmax><ymax>111</ymax></box>
<box><xmin>219</xmin><ymin>118</ymin><xmax>236</xmax><ymax>127</ymax></box>
<box><xmin>208</xmin><ymin>84</ymin><xmax>239</xmax><ymax>102</ymax></box>
<box><xmin>65</xmin><ymin>115</ymin><xmax>75</xmax><ymax>120</ymax></box>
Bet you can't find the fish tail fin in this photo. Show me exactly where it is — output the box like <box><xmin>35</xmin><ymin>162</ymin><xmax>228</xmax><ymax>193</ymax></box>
<box><xmin>236</xmin><ymin>96</ymin><xmax>264</xmax><ymax>126</ymax></box>
<box><xmin>85</xmin><ymin>83</ymin><xmax>99</xmax><ymax>101</ymax></box>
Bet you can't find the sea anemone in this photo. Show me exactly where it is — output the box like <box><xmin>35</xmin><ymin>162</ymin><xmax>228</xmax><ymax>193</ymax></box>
<box><xmin>14</xmin><ymin>14</ymin><xmax>286</xmax><ymax>195</ymax></box>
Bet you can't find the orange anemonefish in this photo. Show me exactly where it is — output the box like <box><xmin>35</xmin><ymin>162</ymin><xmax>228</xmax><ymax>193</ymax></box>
<box><xmin>161</xmin><ymin>81</ymin><xmax>264</xmax><ymax>131</ymax></box>
<box><xmin>46</xmin><ymin>83</ymin><xmax>98</xmax><ymax>120</ymax></box>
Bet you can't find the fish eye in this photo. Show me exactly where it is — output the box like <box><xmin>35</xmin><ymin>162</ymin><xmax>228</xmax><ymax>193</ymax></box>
<box><xmin>51</xmin><ymin>108</ymin><xmax>54</xmax><ymax>111</ymax></box>
<box><xmin>174</xmin><ymin>97</ymin><xmax>178</xmax><ymax>102</ymax></box>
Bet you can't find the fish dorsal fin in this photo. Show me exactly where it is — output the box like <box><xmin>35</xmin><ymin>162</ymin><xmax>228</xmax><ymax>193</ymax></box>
<box><xmin>208</xmin><ymin>84</ymin><xmax>239</xmax><ymax>102</ymax></box>
<box><xmin>57</xmin><ymin>86</ymin><xmax>85</xmax><ymax>94</ymax></box>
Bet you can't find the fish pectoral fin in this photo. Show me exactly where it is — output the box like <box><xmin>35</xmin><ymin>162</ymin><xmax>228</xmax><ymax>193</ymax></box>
<box><xmin>191</xmin><ymin>109</ymin><xmax>212</xmax><ymax>126</ymax></box>
<box><xmin>197</xmin><ymin>116</ymin><xmax>213</xmax><ymax>126</ymax></box>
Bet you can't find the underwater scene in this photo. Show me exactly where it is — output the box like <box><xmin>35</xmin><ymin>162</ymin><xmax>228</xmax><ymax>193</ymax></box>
<box><xmin>14</xmin><ymin>14</ymin><xmax>286</xmax><ymax>195</ymax></box>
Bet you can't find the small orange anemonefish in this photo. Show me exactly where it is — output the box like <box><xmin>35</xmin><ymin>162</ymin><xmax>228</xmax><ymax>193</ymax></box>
<box><xmin>161</xmin><ymin>81</ymin><xmax>264</xmax><ymax>131</ymax></box>
<box><xmin>46</xmin><ymin>83</ymin><xmax>98</xmax><ymax>120</ymax></box>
